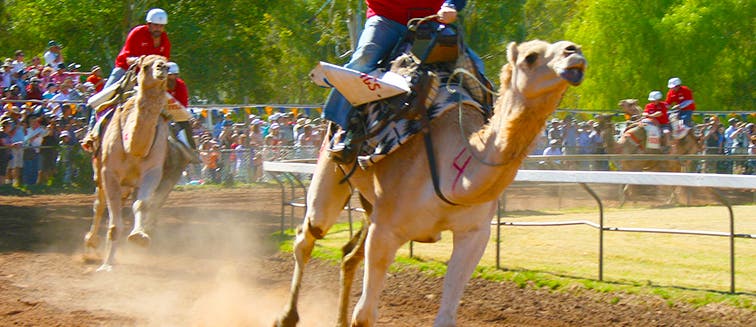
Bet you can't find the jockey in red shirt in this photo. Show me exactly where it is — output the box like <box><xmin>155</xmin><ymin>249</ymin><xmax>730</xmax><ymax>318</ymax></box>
<box><xmin>644</xmin><ymin>90</ymin><xmax>671</xmax><ymax>149</ymax></box>
<box><xmin>103</xmin><ymin>8</ymin><xmax>171</xmax><ymax>89</ymax></box>
<box><xmin>665</xmin><ymin>77</ymin><xmax>695</xmax><ymax>126</ymax></box>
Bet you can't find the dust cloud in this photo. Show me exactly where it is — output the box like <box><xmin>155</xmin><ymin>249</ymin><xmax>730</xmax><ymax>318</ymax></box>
<box><xmin>35</xmin><ymin>202</ymin><xmax>338</xmax><ymax>326</ymax></box>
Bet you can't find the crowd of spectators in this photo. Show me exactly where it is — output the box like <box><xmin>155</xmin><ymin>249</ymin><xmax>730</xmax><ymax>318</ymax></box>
<box><xmin>531</xmin><ymin>114</ymin><xmax>756</xmax><ymax>174</ymax></box>
<box><xmin>2</xmin><ymin>42</ymin><xmax>754</xmax><ymax>188</ymax></box>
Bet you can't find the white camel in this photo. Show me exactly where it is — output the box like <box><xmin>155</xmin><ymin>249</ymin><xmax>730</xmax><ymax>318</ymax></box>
<box><xmin>276</xmin><ymin>40</ymin><xmax>586</xmax><ymax>326</ymax></box>
<box><xmin>84</xmin><ymin>55</ymin><xmax>171</xmax><ymax>272</ymax></box>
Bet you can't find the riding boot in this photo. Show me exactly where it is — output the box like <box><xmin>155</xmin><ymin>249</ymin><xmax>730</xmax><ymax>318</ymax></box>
<box><xmin>329</xmin><ymin>109</ymin><xmax>366</xmax><ymax>164</ymax></box>
<box><xmin>176</xmin><ymin>121</ymin><xmax>201</xmax><ymax>164</ymax></box>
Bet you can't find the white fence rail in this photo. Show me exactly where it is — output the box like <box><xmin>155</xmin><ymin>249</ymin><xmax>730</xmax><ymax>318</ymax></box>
<box><xmin>263</xmin><ymin>161</ymin><xmax>756</xmax><ymax>293</ymax></box>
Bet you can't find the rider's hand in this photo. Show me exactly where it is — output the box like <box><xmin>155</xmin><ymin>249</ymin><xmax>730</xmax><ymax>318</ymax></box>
<box><xmin>437</xmin><ymin>6</ymin><xmax>458</xmax><ymax>24</ymax></box>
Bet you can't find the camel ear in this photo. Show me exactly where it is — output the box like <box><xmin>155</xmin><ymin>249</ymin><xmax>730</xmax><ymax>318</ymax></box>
<box><xmin>506</xmin><ymin>42</ymin><xmax>518</xmax><ymax>65</ymax></box>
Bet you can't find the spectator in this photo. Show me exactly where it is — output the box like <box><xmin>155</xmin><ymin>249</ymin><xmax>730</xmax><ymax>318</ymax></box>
<box><xmin>43</xmin><ymin>41</ymin><xmax>65</xmax><ymax>70</ymax></box>
<box><xmin>701</xmin><ymin>116</ymin><xmax>724</xmax><ymax>173</ymax></box>
<box><xmin>64</xmin><ymin>63</ymin><xmax>82</xmax><ymax>85</ymax></box>
<box><xmin>1</xmin><ymin>61</ymin><xmax>12</xmax><ymax>88</ymax></box>
<box><xmin>38</xmin><ymin>117</ymin><xmax>59</xmax><ymax>184</ymax></box>
<box><xmin>26</xmin><ymin>77</ymin><xmax>43</xmax><ymax>100</ymax></box>
<box><xmin>748</xmin><ymin>134</ymin><xmax>756</xmax><ymax>175</ymax></box>
<box><xmin>540</xmin><ymin>139</ymin><xmax>563</xmax><ymax>169</ymax></box>
<box><xmin>665</xmin><ymin>77</ymin><xmax>696</xmax><ymax>127</ymax></box>
<box><xmin>11</xmin><ymin>50</ymin><xmax>26</xmax><ymax>74</ymax></box>
<box><xmin>27</xmin><ymin>56</ymin><xmax>43</xmax><ymax>73</ymax></box>
<box><xmin>7</xmin><ymin>110</ymin><xmax>25</xmax><ymax>186</ymax></box>
<box><xmin>0</xmin><ymin>116</ymin><xmax>12</xmax><ymax>184</ymax></box>
<box><xmin>42</xmin><ymin>82</ymin><xmax>58</xmax><ymax>100</ymax></box>
<box><xmin>48</xmin><ymin>78</ymin><xmax>75</xmax><ymax>116</ymax></box>
<box><xmin>86</xmin><ymin>65</ymin><xmax>104</xmax><ymax>93</ymax></box>
<box><xmin>12</xmin><ymin>70</ymin><xmax>28</xmax><ymax>99</ymax></box>
<box><xmin>547</xmin><ymin>118</ymin><xmax>562</xmax><ymax>145</ymax></box>
<box><xmin>23</xmin><ymin>115</ymin><xmax>46</xmax><ymax>185</ymax></box>
<box><xmin>248</xmin><ymin>119</ymin><xmax>265</xmax><ymax>147</ymax></box>
<box><xmin>104</xmin><ymin>8</ymin><xmax>170</xmax><ymax>89</ymax></box>
<box><xmin>39</xmin><ymin>66</ymin><xmax>54</xmax><ymax>87</ymax></box>
<box><xmin>57</xmin><ymin>130</ymin><xmax>76</xmax><ymax>183</ymax></box>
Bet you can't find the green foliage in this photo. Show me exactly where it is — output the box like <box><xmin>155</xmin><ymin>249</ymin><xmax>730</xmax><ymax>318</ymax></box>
<box><xmin>0</xmin><ymin>0</ymin><xmax>751</xmax><ymax>110</ymax></box>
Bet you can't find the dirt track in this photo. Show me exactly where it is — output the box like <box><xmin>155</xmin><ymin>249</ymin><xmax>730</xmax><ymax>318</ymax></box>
<box><xmin>0</xmin><ymin>187</ymin><xmax>754</xmax><ymax>326</ymax></box>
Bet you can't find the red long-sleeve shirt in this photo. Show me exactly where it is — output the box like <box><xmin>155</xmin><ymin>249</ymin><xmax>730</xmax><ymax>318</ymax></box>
<box><xmin>114</xmin><ymin>25</ymin><xmax>170</xmax><ymax>70</ymax></box>
<box><xmin>644</xmin><ymin>101</ymin><xmax>670</xmax><ymax>125</ymax></box>
<box><xmin>168</xmin><ymin>77</ymin><xmax>188</xmax><ymax>107</ymax></box>
<box><xmin>665</xmin><ymin>86</ymin><xmax>696</xmax><ymax>111</ymax></box>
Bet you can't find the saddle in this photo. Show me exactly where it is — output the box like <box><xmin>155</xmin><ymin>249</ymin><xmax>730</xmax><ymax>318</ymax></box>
<box><xmin>324</xmin><ymin>19</ymin><xmax>493</xmax><ymax>165</ymax></box>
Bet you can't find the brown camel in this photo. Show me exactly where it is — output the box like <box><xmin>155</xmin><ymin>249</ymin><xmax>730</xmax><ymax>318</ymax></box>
<box><xmin>276</xmin><ymin>40</ymin><xmax>586</xmax><ymax>327</ymax></box>
<box><xmin>83</xmin><ymin>55</ymin><xmax>172</xmax><ymax>272</ymax></box>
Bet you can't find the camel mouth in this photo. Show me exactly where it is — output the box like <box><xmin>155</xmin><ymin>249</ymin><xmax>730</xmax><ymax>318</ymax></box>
<box><xmin>560</xmin><ymin>66</ymin><xmax>584</xmax><ymax>86</ymax></box>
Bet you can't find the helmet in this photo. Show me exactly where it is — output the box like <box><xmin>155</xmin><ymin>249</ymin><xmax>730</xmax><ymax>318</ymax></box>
<box><xmin>667</xmin><ymin>77</ymin><xmax>681</xmax><ymax>89</ymax></box>
<box><xmin>648</xmin><ymin>91</ymin><xmax>663</xmax><ymax>101</ymax></box>
<box><xmin>166</xmin><ymin>62</ymin><xmax>179</xmax><ymax>74</ymax></box>
<box><xmin>146</xmin><ymin>8</ymin><xmax>168</xmax><ymax>25</ymax></box>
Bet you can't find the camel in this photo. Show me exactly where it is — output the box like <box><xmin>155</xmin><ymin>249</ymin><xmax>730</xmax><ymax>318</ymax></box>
<box><xmin>595</xmin><ymin>109</ymin><xmax>702</xmax><ymax>205</ymax></box>
<box><xmin>83</xmin><ymin>55</ymin><xmax>173</xmax><ymax>272</ymax></box>
<box><xmin>276</xmin><ymin>40</ymin><xmax>586</xmax><ymax>327</ymax></box>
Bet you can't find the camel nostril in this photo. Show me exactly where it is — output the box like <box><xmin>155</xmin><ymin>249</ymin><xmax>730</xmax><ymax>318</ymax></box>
<box><xmin>564</xmin><ymin>45</ymin><xmax>578</xmax><ymax>54</ymax></box>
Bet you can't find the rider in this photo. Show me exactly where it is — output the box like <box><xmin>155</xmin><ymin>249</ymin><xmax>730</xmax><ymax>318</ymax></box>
<box><xmin>644</xmin><ymin>90</ymin><xmax>671</xmax><ymax>149</ymax></box>
<box><xmin>665</xmin><ymin>77</ymin><xmax>696</xmax><ymax>127</ymax></box>
<box><xmin>103</xmin><ymin>8</ymin><xmax>171</xmax><ymax>89</ymax></box>
<box><xmin>323</xmin><ymin>0</ymin><xmax>481</xmax><ymax>163</ymax></box>
<box><xmin>166</xmin><ymin>62</ymin><xmax>200</xmax><ymax>163</ymax></box>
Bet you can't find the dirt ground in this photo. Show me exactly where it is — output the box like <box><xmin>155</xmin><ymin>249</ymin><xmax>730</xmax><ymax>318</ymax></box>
<box><xmin>0</xmin><ymin>186</ymin><xmax>754</xmax><ymax>326</ymax></box>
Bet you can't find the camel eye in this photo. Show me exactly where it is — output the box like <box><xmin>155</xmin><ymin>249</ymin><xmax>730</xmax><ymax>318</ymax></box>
<box><xmin>524</xmin><ymin>53</ymin><xmax>538</xmax><ymax>65</ymax></box>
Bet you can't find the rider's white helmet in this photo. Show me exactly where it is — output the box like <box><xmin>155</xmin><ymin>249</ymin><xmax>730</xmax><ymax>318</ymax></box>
<box><xmin>648</xmin><ymin>90</ymin><xmax>663</xmax><ymax>101</ymax></box>
<box><xmin>146</xmin><ymin>8</ymin><xmax>168</xmax><ymax>25</ymax></box>
<box><xmin>166</xmin><ymin>62</ymin><xmax>179</xmax><ymax>75</ymax></box>
<box><xmin>667</xmin><ymin>77</ymin><xmax>681</xmax><ymax>89</ymax></box>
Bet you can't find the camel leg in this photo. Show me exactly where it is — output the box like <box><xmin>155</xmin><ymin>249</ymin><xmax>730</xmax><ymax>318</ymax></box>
<box><xmin>275</xmin><ymin>157</ymin><xmax>352</xmax><ymax>327</ymax></box>
<box><xmin>338</xmin><ymin>221</ymin><xmax>369</xmax><ymax>327</ymax></box>
<box><xmin>128</xmin><ymin>167</ymin><xmax>163</xmax><ymax>247</ymax></box>
<box><xmin>434</xmin><ymin>223</ymin><xmax>491</xmax><ymax>327</ymax></box>
<box><xmin>351</xmin><ymin>222</ymin><xmax>403</xmax><ymax>327</ymax></box>
<box><xmin>98</xmin><ymin>171</ymin><xmax>123</xmax><ymax>272</ymax></box>
<box><xmin>84</xmin><ymin>185</ymin><xmax>106</xmax><ymax>249</ymax></box>
<box><xmin>337</xmin><ymin>195</ymin><xmax>373</xmax><ymax>326</ymax></box>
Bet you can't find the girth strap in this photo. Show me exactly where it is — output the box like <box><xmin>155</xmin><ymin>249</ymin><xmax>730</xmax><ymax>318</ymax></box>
<box><xmin>423</xmin><ymin>129</ymin><xmax>459</xmax><ymax>206</ymax></box>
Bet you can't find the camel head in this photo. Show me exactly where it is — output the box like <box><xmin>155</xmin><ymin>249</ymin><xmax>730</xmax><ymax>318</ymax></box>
<box><xmin>618</xmin><ymin>99</ymin><xmax>642</xmax><ymax>119</ymax></box>
<box><xmin>136</xmin><ymin>55</ymin><xmax>168</xmax><ymax>90</ymax></box>
<box><xmin>500</xmin><ymin>40</ymin><xmax>586</xmax><ymax>100</ymax></box>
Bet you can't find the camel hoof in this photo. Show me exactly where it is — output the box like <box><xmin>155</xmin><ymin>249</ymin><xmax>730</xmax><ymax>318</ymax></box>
<box><xmin>84</xmin><ymin>233</ymin><xmax>100</xmax><ymax>249</ymax></box>
<box><xmin>96</xmin><ymin>264</ymin><xmax>113</xmax><ymax>272</ymax></box>
<box><xmin>274</xmin><ymin>310</ymin><xmax>299</xmax><ymax>327</ymax></box>
<box><xmin>127</xmin><ymin>231</ymin><xmax>151</xmax><ymax>247</ymax></box>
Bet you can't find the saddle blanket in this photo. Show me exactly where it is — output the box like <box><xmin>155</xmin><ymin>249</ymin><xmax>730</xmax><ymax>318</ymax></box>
<box><xmin>643</xmin><ymin>124</ymin><xmax>661</xmax><ymax>150</ymax></box>
<box><xmin>355</xmin><ymin>83</ymin><xmax>482</xmax><ymax>169</ymax></box>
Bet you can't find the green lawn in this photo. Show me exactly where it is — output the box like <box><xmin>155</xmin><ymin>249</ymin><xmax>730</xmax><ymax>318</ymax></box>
<box><xmin>290</xmin><ymin>204</ymin><xmax>756</xmax><ymax>310</ymax></box>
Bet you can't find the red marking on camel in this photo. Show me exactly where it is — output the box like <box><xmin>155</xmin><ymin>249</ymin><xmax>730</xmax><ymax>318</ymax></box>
<box><xmin>452</xmin><ymin>148</ymin><xmax>471</xmax><ymax>191</ymax></box>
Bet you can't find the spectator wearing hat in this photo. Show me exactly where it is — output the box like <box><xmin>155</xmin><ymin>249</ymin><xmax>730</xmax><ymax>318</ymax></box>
<box><xmin>1</xmin><ymin>61</ymin><xmax>12</xmax><ymax>88</ymax></box>
<box><xmin>43</xmin><ymin>41</ymin><xmax>64</xmax><ymax>71</ymax></box>
<box><xmin>42</xmin><ymin>82</ymin><xmax>58</xmax><ymax>100</ymax></box>
<box><xmin>86</xmin><ymin>66</ymin><xmax>104</xmax><ymax>93</ymax></box>
<box><xmin>26</xmin><ymin>76</ymin><xmax>43</xmax><ymax>100</ymax></box>
<box><xmin>104</xmin><ymin>8</ymin><xmax>171</xmax><ymax>88</ymax></box>
<box><xmin>665</xmin><ymin>77</ymin><xmax>696</xmax><ymax>127</ymax></box>
<box><xmin>57</xmin><ymin>129</ymin><xmax>76</xmax><ymax>183</ymax></box>
<box><xmin>701</xmin><ymin>116</ymin><xmax>724</xmax><ymax>173</ymax></box>
<box><xmin>27</xmin><ymin>56</ymin><xmax>44</xmax><ymax>74</ymax></box>
<box><xmin>12</xmin><ymin>70</ymin><xmax>28</xmax><ymax>99</ymax></box>
<box><xmin>11</xmin><ymin>50</ymin><xmax>26</xmax><ymax>74</ymax></box>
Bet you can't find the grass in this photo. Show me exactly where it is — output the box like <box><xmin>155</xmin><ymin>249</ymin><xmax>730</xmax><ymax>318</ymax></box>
<box><xmin>277</xmin><ymin>204</ymin><xmax>756</xmax><ymax>311</ymax></box>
